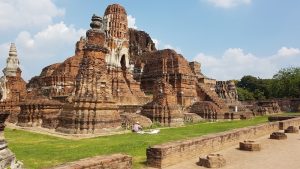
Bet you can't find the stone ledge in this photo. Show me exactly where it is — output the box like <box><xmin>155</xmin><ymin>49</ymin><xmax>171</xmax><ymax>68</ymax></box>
<box><xmin>48</xmin><ymin>154</ymin><xmax>132</xmax><ymax>169</ymax></box>
<box><xmin>279</xmin><ymin>117</ymin><xmax>300</xmax><ymax>130</ymax></box>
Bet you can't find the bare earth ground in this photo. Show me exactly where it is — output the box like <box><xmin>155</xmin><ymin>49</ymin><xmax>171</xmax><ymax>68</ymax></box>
<box><xmin>165</xmin><ymin>131</ymin><xmax>300</xmax><ymax>169</ymax></box>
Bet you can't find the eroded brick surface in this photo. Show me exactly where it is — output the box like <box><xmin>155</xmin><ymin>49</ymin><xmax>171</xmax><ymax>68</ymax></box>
<box><xmin>49</xmin><ymin>154</ymin><xmax>132</xmax><ymax>169</ymax></box>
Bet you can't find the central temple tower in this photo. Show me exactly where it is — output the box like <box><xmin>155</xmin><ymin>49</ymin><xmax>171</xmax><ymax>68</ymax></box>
<box><xmin>103</xmin><ymin>4</ymin><xmax>129</xmax><ymax>69</ymax></box>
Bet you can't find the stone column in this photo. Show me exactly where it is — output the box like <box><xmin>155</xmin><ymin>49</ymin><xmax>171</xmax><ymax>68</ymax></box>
<box><xmin>0</xmin><ymin>112</ymin><xmax>22</xmax><ymax>169</ymax></box>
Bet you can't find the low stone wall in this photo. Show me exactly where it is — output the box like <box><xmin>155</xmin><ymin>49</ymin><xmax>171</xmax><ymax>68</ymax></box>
<box><xmin>268</xmin><ymin>116</ymin><xmax>297</xmax><ymax>122</ymax></box>
<box><xmin>146</xmin><ymin>122</ymin><xmax>279</xmax><ymax>168</ymax></box>
<box><xmin>49</xmin><ymin>154</ymin><xmax>132</xmax><ymax>169</ymax></box>
<box><xmin>276</xmin><ymin>98</ymin><xmax>300</xmax><ymax>112</ymax></box>
<box><xmin>279</xmin><ymin>117</ymin><xmax>300</xmax><ymax>130</ymax></box>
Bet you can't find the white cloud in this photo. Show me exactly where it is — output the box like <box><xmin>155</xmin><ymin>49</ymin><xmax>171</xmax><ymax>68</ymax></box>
<box><xmin>15</xmin><ymin>22</ymin><xmax>85</xmax><ymax>59</ymax></box>
<box><xmin>206</xmin><ymin>0</ymin><xmax>252</xmax><ymax>8</ymax></box>
<box><xmin>0</xmin><ymin>22</ymin><xmax>85</xmax><ymax>80</ymax></box>
<box><xmin>127</xmin><ymin>15</ymin><xmax>137</xmax><ymax>29</ymax></box>
<box><xmin>277</xmin><ymin>47</ymin><xmax>300</xmax><ymax>57</ymax></box>
<box><xmin>152</xmin><ymin>38</ymin><xmax>160</xmax><ymax>49</ymax></box>
<box><xmin>164</xmin><ymin>44</ymin><xmax>182</xmax><ymax>54</ymax></box>
<box><xmin>194</xmin><ymin>47</ymin><xmax>300</xmax><ymax>80</ymax></box>
<box><xmin>0</xmin><ymin>0</ymin><xmax>65</xmax><ymax>31</ymax></box>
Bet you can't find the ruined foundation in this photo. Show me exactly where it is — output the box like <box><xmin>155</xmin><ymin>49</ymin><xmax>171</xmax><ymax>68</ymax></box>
<box><xmin>198</xmin><ymin>154</ymin><xmax>226</xmax><ymax>168</ymax></box>
<box><xmin>270</xmin><ymin>132</ymin><xmax>287</xmax><ymax>140</ymax></box>
<box><xmin>284</xmin><ymin>126</ymin><xmax>299</xmax><ymax>133</ymax></box>
<box><xmin>239</xmin><ymin>140</ymin><xmax>261</xmax><ymax>151</ymax></box>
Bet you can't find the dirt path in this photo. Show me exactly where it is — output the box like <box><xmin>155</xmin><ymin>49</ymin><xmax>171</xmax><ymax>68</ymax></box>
<box><xmin>166</xmin><ymin>131</ymin><xmax>300</xmax><ymax>169</ymax></box>
<box><xmin>6</xmin><ymin>123</ymin><xmax>131</xmax><ymax>140</ymax></box>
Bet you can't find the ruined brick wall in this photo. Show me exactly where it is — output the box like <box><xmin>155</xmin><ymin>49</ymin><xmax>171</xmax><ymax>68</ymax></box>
<box><xmin>142</xmin><ymin>78</ymin><xmax>184</xmax><ymax>126</ymax></box>
<box><xmin>140</xmin><ymin>49</ymin><xmax>198</xmax><ymax>105</ymax></box>
<box><xmin>49</xmin><ymin>154</ymin><xmax>132</xmax><ymax>169</ymax></box>
<box><xmin>17</xmin><ymin>99</ymin><xmax>63</xmax><ymax>128</ymax></box>
<box><xmin>215</xmin><ymin>81</ymin><xmax>238</xmax><ymax>104</ymax></box>
<box><xmin>254</xmin><ymin>101</ymin><xmax>281</xmax><ymax>115</ymax></box>
<box><xmin>147</xmin><ymin>122</ymin><xmax>281</xmax><ymax>168</ymax></box>
<box><xmin>3</xmin><ymin>69</ymin><xmax>27</xmax><ymax>123</ymax></box>
<box><xmin>6</xmin><ymin>70</ymin><xmax>26</xmax><ymax>102</ymax></box>
<box><xmin>139</xmin><ymin>49</ymin><xmax>229</xmax><ymax>120</ymax></box>
<box><xmin>243</xmin><ymin>99</ymin><xmax>300</xmax><ymax>113</ymax></box>
<box><xmin>276</xmin><ymin>98</ymin><xmax>300</xmax><ymax>112</ymax></box>
<box><xmin>27</xmin><ymin>38</ymin><xmax>86</xmax><ymax>98</ymax></box>
<box><xmin>128</xmin><ymin>28</ymin><xmax>156</xmax><ymax>63</ymax></box>
<box><xmin>189</xmin><ymin>101</ymin><xmax>223</xmax><ymax>119</ymax></box>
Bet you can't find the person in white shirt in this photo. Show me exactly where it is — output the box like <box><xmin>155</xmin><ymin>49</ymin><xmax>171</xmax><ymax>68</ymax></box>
<box><xmin>132</xmin><ymin>121</ymin><xmax>143</xmax><ymax>132</ymax></box>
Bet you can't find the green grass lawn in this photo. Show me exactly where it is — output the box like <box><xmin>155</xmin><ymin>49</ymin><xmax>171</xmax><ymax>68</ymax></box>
<box><xmin>5</xmin><ymin>116</ymin><xmax>269</xmax><ymax>169</ymax></box>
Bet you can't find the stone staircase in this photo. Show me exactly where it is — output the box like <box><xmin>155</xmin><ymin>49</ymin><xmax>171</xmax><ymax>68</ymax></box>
<box><xmin>197</xmin><ymin>83</ymin><xmax>227</xmax><ymax>109</ymax></box>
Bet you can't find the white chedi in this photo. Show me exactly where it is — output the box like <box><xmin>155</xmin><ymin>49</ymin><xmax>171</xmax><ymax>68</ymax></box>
<box><xmin>0</xmin><ymin>43</ymin><xmax>20</xmax><ymax>102</ymax></box>
<box><xmin>3</xmin><ymin>43</ymin><xmax>20</xmax><ymax>77</ymax></box>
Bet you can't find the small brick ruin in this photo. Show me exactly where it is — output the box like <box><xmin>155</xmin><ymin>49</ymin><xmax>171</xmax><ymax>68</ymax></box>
<box><xmin>270</xmin><ymin>132</ymin><xmax>287</xmax><ymax>140</ymax></box>
<box><xmin>198</xmin><ymin>154</ymin><xmax>226</xmax><ymax>168</ymax></box>
<box><xmin>284</xmin><ymin>126</ymin><xmax>299</xmax><ymax>133</ymax></box>
<box><xmin>239</xmin><ymin>140</ymin><xmax>261</xmax><ymax>151</ymax></box>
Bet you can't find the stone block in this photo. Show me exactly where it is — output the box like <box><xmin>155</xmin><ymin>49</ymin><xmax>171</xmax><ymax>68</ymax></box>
<box><xmin>198</xmin><ymin>154</ymin><xmax>226</xmax><ymax>168</ymax></box>
<box><xmin>270</xmin><ymin>132</ymin><xmax>287</xmax><ymax>140</ymax></box>
<box><xmin>239</xmin><ymin>140</ymin><xmax>261</xmax><ymax>151</ymax></box>
<box><xmin>284</xmin><ymin>126</ymin><xmax>299</xmax><ymax>133</ymax></box>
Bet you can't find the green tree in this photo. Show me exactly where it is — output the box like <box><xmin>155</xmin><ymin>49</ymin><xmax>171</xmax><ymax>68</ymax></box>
<box><xmin>237</xmin><ymin>87</ymin><xmax>255</xmax><ymax>101</ymax></box>
<box><xmin>271</xmin><ymin>67</ymin><xmax>300</xmax><ymax>98</ymax></box>
<box><xmin>237</xmin><ymin>75</ymin><xmax>259</xmax><ymax>92</ymax></box>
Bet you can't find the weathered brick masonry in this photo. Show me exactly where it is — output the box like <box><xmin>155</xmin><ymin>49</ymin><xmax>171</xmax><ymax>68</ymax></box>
<box><xmin>49</xmin><ymin>154</ymin><xmax>132</xmax><ymax>169</ymax></box>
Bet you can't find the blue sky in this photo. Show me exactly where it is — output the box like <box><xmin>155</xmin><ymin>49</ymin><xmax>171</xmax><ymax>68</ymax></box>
<box><xmin>0</xmin><ymin>0</ymin><xmax>300</xmax><ymax>81</ymax></box>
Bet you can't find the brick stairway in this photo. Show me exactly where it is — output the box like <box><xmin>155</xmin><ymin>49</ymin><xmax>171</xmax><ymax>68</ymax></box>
<box><xmin>197</xmin><ymin>83</ymin><xmax>227</xmax><ymax>109</ymax></box>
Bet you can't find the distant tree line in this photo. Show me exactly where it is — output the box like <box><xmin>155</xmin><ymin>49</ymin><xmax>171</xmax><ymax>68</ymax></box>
<box><xmin>236</xmin><ymin>67</ymin><xmax>300</xmax><ymax>101</ymax></box>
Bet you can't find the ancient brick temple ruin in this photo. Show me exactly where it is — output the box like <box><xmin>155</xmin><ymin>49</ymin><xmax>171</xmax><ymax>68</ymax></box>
<box><xmin>56</xmin><ymin>14</ymin><xmax>122</xmax><ymax>134</ymax></box>
<box><xmin>0</xmin><ymin>3</ymin><xmax>283</xmax><ymax>134</ymax></box>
